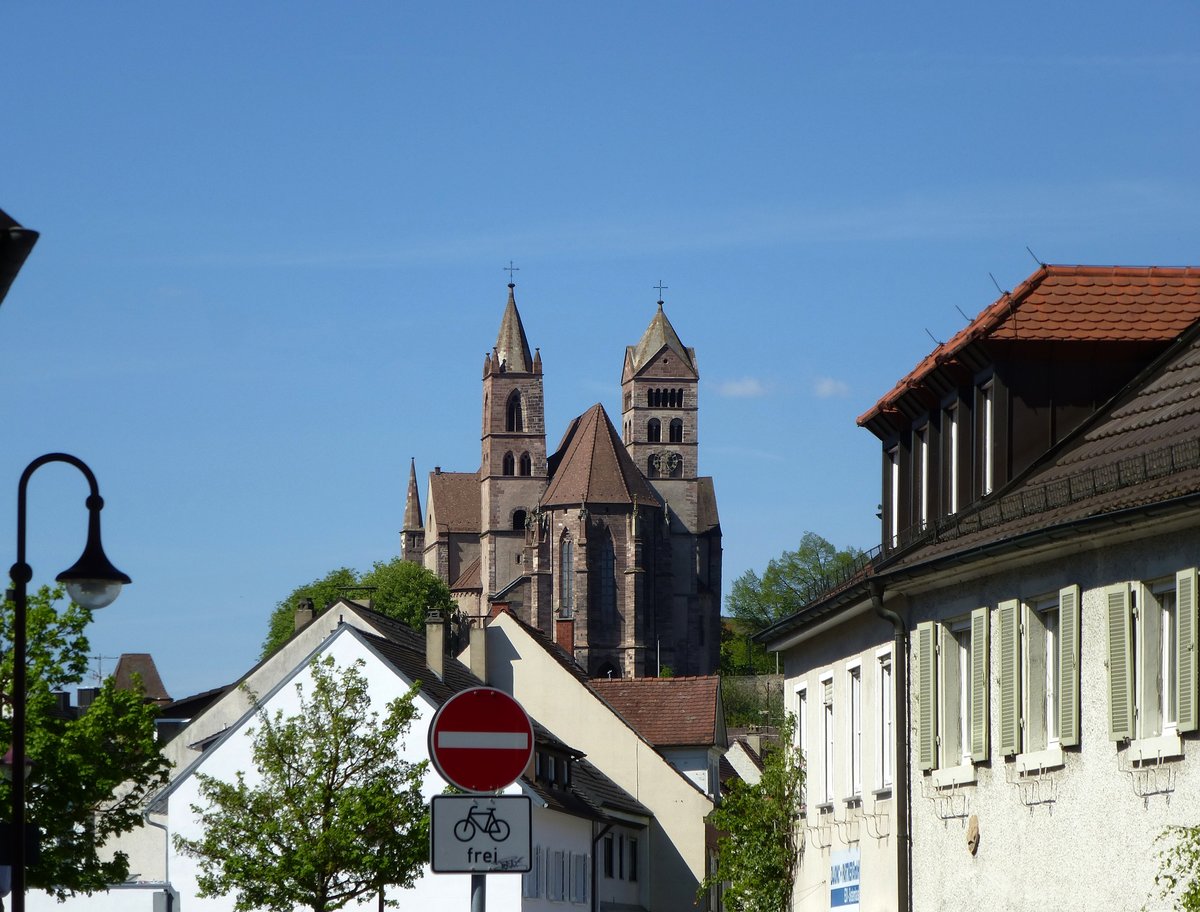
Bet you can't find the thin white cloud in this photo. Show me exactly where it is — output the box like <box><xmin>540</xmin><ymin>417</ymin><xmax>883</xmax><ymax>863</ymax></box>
<box><xmin>814</xmin><ymin>377</ymin><xmax>850</xmax><ymax>399</ymax></box>
<box><xmin>716</xmin><ymin>377</ymin><xmax>768</xmax><ymax>399</ymax></box>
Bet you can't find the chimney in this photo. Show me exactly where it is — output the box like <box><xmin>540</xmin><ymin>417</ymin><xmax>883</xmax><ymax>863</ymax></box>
<box><xmin>426</xmin><ymin>609</ymin><xmax>445</xmax><ymax>680</ymax></box>
<box><xmin>469</xmin><ymin>623</ymin><xmax>487</xmax><ymax>683</ymax></box>
<box><xmin>489</xmin><ymin>600</ymin><xmax>509</xmax><ymax>619</ymax></box>
<box><xmin>555</xmin><ymin>616</ymin><xmax>575</xmax><ymax>661</ymax></box>
<box><xmin>76</xmin><ymin>687</ymin><xmax>99</xmax><ymax>710</ymax></box>
<box><xmin>294</xmin><ymin>597</ymin><xmax>315</xmax><ymax>631</ymax></box>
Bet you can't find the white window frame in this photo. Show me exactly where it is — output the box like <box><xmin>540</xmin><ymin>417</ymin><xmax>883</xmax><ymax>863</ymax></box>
<box><xmin>915</xmin><ymin>423</ymin><xmax>930</xmax><ymax>531</ymax></box>
<box><xmin>795</xmin><ymin>684</ymin><xmax>808</xmax><ymax>812</ymax></box>
<box><xmin>876</xmin><ymin>648</ymin><xmax>894</xmax><ymax>792</ymax></box>
<box><xmin>888</xmin><ymin>446</ymin><xmax>900</xmax><ymax>547</ymax></box>
<box><xmin>846</xmin><ymin>661</ymin><xmax>862</xmax><ymax>800</ymax></box>
<box><xmin>918</xmin><ymin>609</ymin><xmax>988</xmax><ymax>787</ymax></box>
<box><xmin>945</xmin><ymin>402</ymin><xmax>959</xmax><ymax>515</ymax></box>
<box><xmin>981</xmin><ymin>380</ymin><xmax>995</xmax><ymax>496</ymax></box>
<box><xmin>820</xmin><ymin>673</ymin><xmax>835</xmax><ymax>804</ymax></box>
<box><xmin>1016</xmin><ymin>596</ymin><xmax>1065</xmax><ymax>772</ymax></box>
<box><xmin>1135</xmin><ymin>580</ymin><xmax>1180</xmax><ymax>742</ymax></box>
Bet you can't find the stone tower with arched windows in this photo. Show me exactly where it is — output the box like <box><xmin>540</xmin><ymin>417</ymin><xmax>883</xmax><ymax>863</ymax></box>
<box><xmin>479</xmin><ymin>283</ymin><xmax>548</xmax><ymax>600</ymax></box>
<box><xmin>414</xmin><ymin>282</ymin><xmax>720</xmax><ymax>677</ymax></box>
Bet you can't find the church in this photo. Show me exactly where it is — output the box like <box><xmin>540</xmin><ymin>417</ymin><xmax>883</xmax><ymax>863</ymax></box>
<box><xmin>401</xmin><ymin>281</ymin><xmax>722</xmax><ymax>678</ymax></box>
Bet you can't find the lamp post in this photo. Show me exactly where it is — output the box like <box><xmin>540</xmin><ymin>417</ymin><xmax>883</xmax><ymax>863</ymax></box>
<box><xmin>7</xmin><ymin>453</ymin><xmax>130</xmax><ymax>912</ymax></box>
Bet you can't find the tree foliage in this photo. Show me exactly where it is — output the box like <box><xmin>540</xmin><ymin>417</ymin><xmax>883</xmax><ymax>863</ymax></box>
<box><xmin>0</xmin><ymin>585</ymin><xmax>170</xmax><ymax>897</ymax></box>
<box><xmin>701</xmin><ymin>714</ymin><xmax>804</xmax><ymax>912</ymax></box>
<box><xmin>726</xmin><ymin>532</ymin><xmax>864</xmax><ymax>634</ymax></box>
<box><xmin>176</xmin><ymin>655</ymin><xmax>429</xmax><ymax>912</ymax></box>
<box><xmin>261</xmin><ymin>558</ymin><xmax>456</xmax><ymax>658</ymax></box>
<box><xmin>1155</xmin><ymin>825</ymin><xmax>1200</xmax><ymax>910</ymax></box>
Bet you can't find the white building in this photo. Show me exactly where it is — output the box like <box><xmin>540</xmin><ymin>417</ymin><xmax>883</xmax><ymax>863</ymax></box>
<box><xmin>762</xmin><ymin>265</ymin><xmax>1200</xmax><ymax>912</ymax></box>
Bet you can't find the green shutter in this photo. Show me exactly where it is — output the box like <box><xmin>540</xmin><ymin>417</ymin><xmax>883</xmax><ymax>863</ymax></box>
<box><xmin>1177</xmin><ymin>568</ymin><xmax>1198</xmax><ymax>733</ymax></box>
<box><xmin>1058</xmin><ymin>585</ymin><xmax>1081</xmax><ymax>747</ymax></box>
<box><xmin>997</xmin><ymin>599</ymin><xmax>1022</xmax><ymax>757</ymax></box>
<box><xmin>970</xmin><ymin>607</ymin><xmax>990</xmax><ymax>762</ymax></box>
<box><xmin>1106</xmin><ymin>584</ymin><xmax>1134</xmax><ymax>741</ymax></box>
<box><xmin>916</xmin><ymin>621</ymin><xmax>938</xmax><ymax>771</ymax></box>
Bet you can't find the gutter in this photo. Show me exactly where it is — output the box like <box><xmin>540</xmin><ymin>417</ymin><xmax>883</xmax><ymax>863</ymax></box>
<box><xmin>869</xmin><ymin>579</ymin><xmax>910</xmax><ymax>912</ymax></box>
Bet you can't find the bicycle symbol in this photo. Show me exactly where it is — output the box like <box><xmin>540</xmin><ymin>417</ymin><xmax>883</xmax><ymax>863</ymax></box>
<box><xmin>453</xmin><ymin>805</ymin><xmax>511</xmax><ymax>843</ymax></box>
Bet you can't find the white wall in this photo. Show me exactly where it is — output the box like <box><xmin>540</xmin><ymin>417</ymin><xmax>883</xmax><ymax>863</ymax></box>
<box><xmin>906</xmin><ymin>526</ymin><xmax>1200</xmax><ymax>912</ymax></box>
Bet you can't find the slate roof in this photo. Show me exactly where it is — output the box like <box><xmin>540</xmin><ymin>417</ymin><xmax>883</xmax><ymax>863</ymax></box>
<box><xmin>450</xmin><ymin>555</ymin><xmax>482</xmax><ymax>592</ymax></box>
<box><xmin>112</xmin><ymin>653</ymin><xmax>171</xmax><ymax>703</ymax></box>
<box><xmin>572</xmin><ymin>757</ymin><xmax>652</xmax><ymax>819</ymax></box>
<box><xmin>859</xmin><ymin>265</ymin><xmax>1200</xmax><ymax>426</ymax></box>
<box><xmin>629</xmin><ymin>301</ymin><xmax>695</xmax><ymax>373</ymax></box>
<box><xmin>887</xmin><ymin>322</ymin><xmax>1200</xmax><ymax>571</ymax></box>
<box><xmin>543</xmin><ymin>403</ymin><xmax>662</xmax><ymax>508</ymax></box>
<box><xmin>427</xmin><ymin>471</ymin><xmax>480</xmax><ymax>533</ymax></box>
<box><xmin>403</xmin><ymin>458</ymin><xmax>422</xmax><ymax>531</ymax></box>
<box><xmin>494</xmin><ymin>284</ymin><xmax>534</xmax><ymax>373</ymax></box>
<box><xmin>697</xmin><ymin>477</ymin><xmax>721</xmax><ymax>534</ymax></box>
<box><xmin>589</xmin><ymin>676</ymin><xmax>721</xmax><ymax>748</ymax></box>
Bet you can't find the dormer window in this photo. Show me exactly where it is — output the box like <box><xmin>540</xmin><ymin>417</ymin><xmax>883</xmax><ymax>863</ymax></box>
<box><xmin>887</xmin><ymin>446</ymin><xmax>900</xmax><ymax>548</ymax></box>
<box><xmin>981</xmin><ymin>380</ymin><xmax>995</xmax><ymax>496</ymax></box>
<box><xmin>915</xmin><ymin>423</ymin><xmax>930</xmax><ymax>531</ymax></box>
<box><xmin>944</xmin><ymin>402</ymin><xmax>960</xmax><ymax>515</ymax></box>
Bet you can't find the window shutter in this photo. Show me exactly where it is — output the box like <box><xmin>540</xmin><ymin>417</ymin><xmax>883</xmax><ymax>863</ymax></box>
<box><xmin>1058</xmin><ymin>585</ymin><xmax>1081</xmax><ymax>747</ymax></box>
<box><xmin>915</xmin><ymin>621</ymin><xmax>938</xmax><ymax>771</ymax></box>
<box><xmin>970</xmin><ymin>607</ymin><xmax>989</xmax><ymax>762</ymax></box>
<box><xmin>1106</xmin><ymin>584</ymin><xmax>1134</xmax><ymax>741</ymax></box>
<box><xmin>997</xmin><ymin>599</ymin><xmax>1021</xmax><ymax>757</ymax></box>
<box><xmin>1177</xmin><ymin>568</ymin><xmax>1198</xmax><ymax>733</ymax></box>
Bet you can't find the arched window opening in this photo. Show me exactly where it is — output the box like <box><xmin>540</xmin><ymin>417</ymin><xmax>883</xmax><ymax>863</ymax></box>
<box><xmin>669</xmin><ymin>452</ymin><xmax>683</xmax><ymax>478</ymax></box>
<box><xmin>645</xmin><ymin>390</ymin><xmax>653</xmax><ymax>407</ymax></box>
<box><xmin>669</xmin><ymin>419</ymin><xmax>683</xmax><ymax>443</ymax></box>
<box><xmin>559</xmin><ymin>538</ymin><xmax>574</xmax><ymax>616</ymax></box>
<box><xmin>668</xmin><ymin>389</ymin><xmax>677</xmax><ymax>408</ymax></box>
<box><xmin>512</xmin><ymin>509</ymin><xmax>527</xmax><ymax>531</ymax></box>
<box><xmin>506</xmin><ymin>391</ymin><xmax>524</xmax><ymax>432</ymax></box>
<box><xmin>647</xmin><ymin>419</ymin><xmax>661</xmax><ymax>443</ymax></box>
<box><xmin>519</xmin><ymin>452</ymin><xmax>532</xmax><ymax>476</ymax></box>
<box><xmin>502</xmin><ymin>452</ymin><xmax>515</xmax><ymax>476</ymax></box>
<box><xmin>624</xmin><ymin>392</ymin><xmax>631</xmax><ymax>410</ymax></box>
<box><xmin>647</xmin><ymin>456</ymin><xmax>659</xmax><ymax>479</ymax></box>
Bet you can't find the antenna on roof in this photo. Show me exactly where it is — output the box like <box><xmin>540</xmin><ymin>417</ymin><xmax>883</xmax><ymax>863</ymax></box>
<box><xmin>989</xmin><ymin>273</ymin><xmax>1009</xmax><ymax>297</ymax></box>
<box><xmin>924</xmin><ymin>327</ymin><xmax>943</xmax><ymax>346</ymax></box>
<box><xmin>1025</xmin><ymin>246</ymin><xmax>1046</xmax><ymax>268</ymax></box>
<box><xmin>955</xmin><ymin>305</ymin><xmax>972</xmax><ymax>323</ymax></box>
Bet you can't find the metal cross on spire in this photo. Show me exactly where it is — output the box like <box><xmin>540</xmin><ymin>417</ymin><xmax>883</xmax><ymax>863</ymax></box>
<box><xmin>504</xmin><ymin>260</ymin><xmax>520</xmax><ymax>285</ymax></box>
<box><xmin>654</xmin><ymin>280</ymin><xmax>668</xmax><ymax>305</ymax></box>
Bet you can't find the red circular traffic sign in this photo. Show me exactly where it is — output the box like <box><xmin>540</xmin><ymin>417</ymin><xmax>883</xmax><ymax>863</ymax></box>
<box><xmin>428</xmin><ymin>687</ymin><xmax>534</xmax><ymax>793</ymax></box>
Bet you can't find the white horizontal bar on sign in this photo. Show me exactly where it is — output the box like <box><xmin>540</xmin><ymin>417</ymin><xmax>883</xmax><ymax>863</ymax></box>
<box><xmin>437</xmin><ymin>731</ymin><xmax>528</xmax><ymax>750</ymax></box>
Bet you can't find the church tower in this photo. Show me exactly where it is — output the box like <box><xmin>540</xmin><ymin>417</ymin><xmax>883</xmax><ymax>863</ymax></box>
<box><xmin>480</xmin><ymin>283</ymin><xmax>548</xmax><ymax>601</ymax></box>
<box><xmin>621</xmin><ymin>296</ymin><xmax>700</xmax><ymax>509</ymax></box>
<box><xmin>401</xmin><ymin>457</ymin><xmax>424</xmax><ymax>563</ymax></box>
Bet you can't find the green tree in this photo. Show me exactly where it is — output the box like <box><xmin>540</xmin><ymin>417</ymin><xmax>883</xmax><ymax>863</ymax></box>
<box><xmin>1155</xmin><ymin>825</ymin><xmax>1200</xmax><ymax>910</ymax></box>
<box><xmin>0</xmin><ymin>585</ymin><xmax>170</xmax><ymax>897</ymax></box>
<box><xmin>701</xmin><ymin>714</ymin><xmax>804</xmax><ymax>912</ymax></box>
<box><xmin>176</xmin><ymin>655</ymin><xmax>429</xmax><ymax>912</ymax></box>
<box><xmin>261</xmin><ymin>558</ymin><xmax>456</xmax><ymax>658</ymax></box>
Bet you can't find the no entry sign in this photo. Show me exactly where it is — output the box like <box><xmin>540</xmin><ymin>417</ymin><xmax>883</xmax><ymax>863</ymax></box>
<box><xmin>428</xmin><ymin>687</ymin><xmax>534</xmax><ymax>793</ymax></box>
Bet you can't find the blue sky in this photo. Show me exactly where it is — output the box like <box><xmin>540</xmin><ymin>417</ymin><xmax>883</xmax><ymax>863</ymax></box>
<box><xmin>2</xmin><ymin>2</ymin><xmax>1197</xmax><ymax>697</ymax></box>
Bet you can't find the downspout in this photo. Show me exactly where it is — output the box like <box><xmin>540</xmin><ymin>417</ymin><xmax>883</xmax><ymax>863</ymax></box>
<box><xmin>870</xmin><ymin>579</ymin><xmax>910</xmax><ymax>912</ymax></box>
<box><xmin>142</xmin><ymin>808</ymin><xmax>174</xmax><ymax>911</ymax></box>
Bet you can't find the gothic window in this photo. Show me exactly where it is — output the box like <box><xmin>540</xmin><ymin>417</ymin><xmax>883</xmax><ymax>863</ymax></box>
<box><xmin>624</xmin><ymin>392</ymin><xmax>631</xmax><ymax>410</ymax></box>
<box><xmin>647</xmin><ymin>455</ymin><xmax>659</xmax><ymax>479</ymax></box>
<box><xmin>668</xmin><ymin>452</ymin><xmax>683</xmax><ymax>478</ymax></box>
<box><xmin>512</xmin><ymin>510</ymin><xmax>527</xmax><ymax>531</ymax></box>
<box><xmin>647</xmin><ymin>419</ymin><xmax>661</xmax><ymax>443</ymax></box>
<box><xmin>519</xmin><ymin>452</ymin><xmax>532</xmax><ymax>476</ymax></box>
<box><xmin>502</xmin><ymin>452</ymin><xmax>515</xmax><ymax>476</ymax></box>
<box><xmin>669</xmin><ymin>419</ymin><xmax>683</xmax><ymax>443</ymax></box>
<box><xmin>596</xmin><ymin>534</ymin><xmax>616</xmax><ymax>620</ymax></box>
<box><xmin>506</xmin><ymin>391</ymin><xmax>524</xmax><ymax>432</ymax></box>
<box><xmin>559</xmin><ymin>537</ymin><xmax>574</xmax><ymax>616</ymax></box>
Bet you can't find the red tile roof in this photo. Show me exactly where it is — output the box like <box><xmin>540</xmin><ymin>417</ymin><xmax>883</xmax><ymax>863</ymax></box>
<box><xmin>589</xmin><ymin>676</ymin><xmax>721</xmax><ymax>747</ymax></box>
<box><xmin>859</xmin><ymin>265</ymin><xmax>1200</xmax><ymax>426</ymax></box>
<box><xmin>427</xmin><ymin>471</ymin><xmax>480</xmax><ymax>533</ymax></box>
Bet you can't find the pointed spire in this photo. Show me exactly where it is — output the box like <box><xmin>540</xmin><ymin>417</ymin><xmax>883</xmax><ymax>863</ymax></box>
<box><xmin>403</xmin><ymin>458</ymin><xmax>423</xmax><ymax>531</ymax></box>
<box><xmin>631</xmin><ymin>298</ymin><xmax>693</xmax><ymax>372</ymax></box>
<box><xmin>494</xmin><ymin>283</ymin><xmax>534</xmax><ymax>373</ymax></box>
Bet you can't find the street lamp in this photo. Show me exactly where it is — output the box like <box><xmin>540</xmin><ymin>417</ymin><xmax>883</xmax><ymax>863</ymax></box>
<box><xmin>7</xmin><ymin>453</ymin><xmax>130</xmax><ymax>912</ymax></box>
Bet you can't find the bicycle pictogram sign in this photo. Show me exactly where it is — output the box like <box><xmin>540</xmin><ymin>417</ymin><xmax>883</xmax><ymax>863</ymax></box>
<box><xmin>453</xmin><ymin>804</ymin><xmax>511</xmax><ymax>842</ymax></box>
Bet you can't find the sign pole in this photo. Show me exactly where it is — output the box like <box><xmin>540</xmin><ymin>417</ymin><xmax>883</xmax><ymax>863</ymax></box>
<box><xmin>471</xmin><ymin>873</ymin><xmax>485</xmax><ymax>912</ymax></box>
